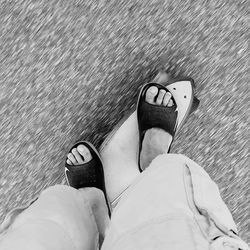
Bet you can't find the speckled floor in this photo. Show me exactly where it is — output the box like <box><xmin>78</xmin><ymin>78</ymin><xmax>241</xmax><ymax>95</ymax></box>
<box><xmin>0</xmin><ymin>0</ymin><xmax>249</xmax><ymax>244</ymax></box>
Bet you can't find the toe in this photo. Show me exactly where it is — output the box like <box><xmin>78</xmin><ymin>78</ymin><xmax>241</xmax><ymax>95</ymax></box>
<box><xmin>145</xmin><ymin>86</ymin><xmax>158</xmax><ymax>104</ymax></box>
<box><xmin>156</xmin><ymin>89</ymin><xmax>166</xmax><ymax>105</ymax></box>
<box><xmin>77</xmin><ymin>145</ymin><xmax>92</xmax><ymax>162</ymax></box>
<box><xmin>167</xmin><ymin>98</ymin><xmax>174</xmax><ymax>107</ymax></box>
<box><xmin>67</xmin><ymin>153</ymin><xmax>77</xmax><ymax>165</ymax></box>
<box><xmin>66</xmin><ymin>159</ymin><xmax>73</xmax><ymax>165</ymax></box>
<box><xmin>72</xmin><ymin>148</ymin><xmax>84</xmax><ymax>164</ymax></box>
<box><xmin>163</xmin><ymin>92</ymin><xmax>172</xmax><ymax>106</ymax></box>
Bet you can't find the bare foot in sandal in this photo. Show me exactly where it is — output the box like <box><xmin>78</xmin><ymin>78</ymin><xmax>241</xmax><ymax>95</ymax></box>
<box><xmin>140</xmin><ymin>87</ymin><xmax>174</xmax><ymax>170</ymax></box>
<box><xmin>65</xmin><ymin>141</ymin><xmax>111</xmax><ymax>216</ymax></box>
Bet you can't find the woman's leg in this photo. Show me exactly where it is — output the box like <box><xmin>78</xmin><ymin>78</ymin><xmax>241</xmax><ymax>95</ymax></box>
<box><xmin>0</xmin><ymin>141</ymin><xmax>111</xmax><ymax>250</ymax></box>
<box><xmin>0</xmin><ymin>185</ymin><xmax>109</xmax><ymax>250</ymax></box>
<box><xmin>102</xmin><ymin>154</ymin><xmax>248</xmax><ymax>250</ymax></box>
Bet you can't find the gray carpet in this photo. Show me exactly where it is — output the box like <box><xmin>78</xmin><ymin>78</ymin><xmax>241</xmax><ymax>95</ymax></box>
<box><xmin>0</xmin><ymin>0</ymin><xmax>249</xmax><ymax>244</ymax></box>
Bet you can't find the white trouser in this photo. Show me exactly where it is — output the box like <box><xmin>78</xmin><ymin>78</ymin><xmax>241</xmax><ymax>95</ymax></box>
<box><xmin>0</xmin><ymin>154</ymin><xmax>248</xmax><ymax>250</ymax></box>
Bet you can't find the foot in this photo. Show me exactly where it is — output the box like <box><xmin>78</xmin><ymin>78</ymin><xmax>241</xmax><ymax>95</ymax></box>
<box><xmin>99</xmin><ymin>70</ymin><xmax>171</xmax><ymax>207</ymax></box>
<box><xmin>140</xmin><ymin>86</ymin><xmax>174</xmax><ymax>170</ymax></box>
<box><xmin>66</xmin><ymin>144</ymin><xmax>92</xmax><ymax>166</ymax></box>
<box><xmin>66</xmin><ymin>142</ymin><xmax>111</xmax><ymax>218</ymax></box>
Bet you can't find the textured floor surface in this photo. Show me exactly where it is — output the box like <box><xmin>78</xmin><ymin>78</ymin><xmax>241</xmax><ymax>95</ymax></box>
<box><xmin>0</xmin><ymin>0</ymin><xmax>249</xmax><ymax>244</ymax></box>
